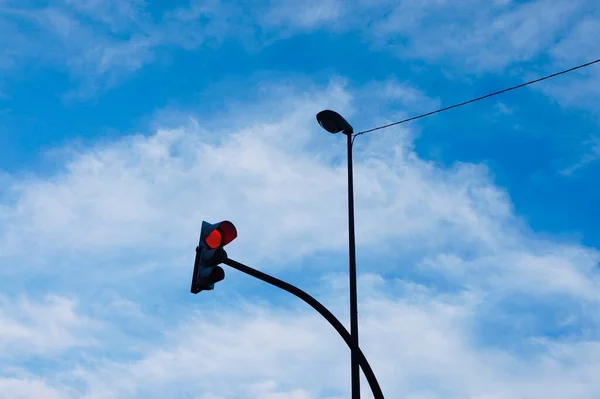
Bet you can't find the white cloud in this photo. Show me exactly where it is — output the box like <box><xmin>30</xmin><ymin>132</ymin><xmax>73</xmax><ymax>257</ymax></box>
<box><xmin>539</xmin><ymin>18</ymin><xmax>600</xmax><ymax>117</ymax></box>
<box><xmin>0</xmin><ymin>377</ymin><xmax>66</xmax><ymax>399</ymax></box>
<box><xmin>363</xmin><ymin>79</ymin><xmax>442</xmax><ymax>114</ymax></box>
<box><xmin>0</xmin><ymin>295</ymin><xmax>100</xmax><ymax>359</ymax></box>
<box><xmin>1</xmin><ymin>79</ymin><xmax>597</xmax><ymax>288</ymax></box>
<box><xmin>0</xmin><ymin>80</ymin><xmax>353</xmax><ymax>266</ymax></box>
<box><xmin>351</xmin><ymin>0</ymin><xmax>595</xmax><ymax>71</ymax></box>
<box><xmin>8</xmin><ymin>280</ymin><xmax>598</xmax><ymax>398</ymax></box>
<box><xmin>1</xmin><ymin>81</ymin><xmax>600</xmax><ymax>397</ymax></box>
<box><xmin>559</xmin><ymin>137</ymin><xmax>600</xmax><ymax>176</ymax></box>
<box><xmin>246</xmin><ymin>0</ymin><xmax>600</xmax><ymax>125</ymax></box>
<box><xmin>0</xmin><ymin>0</ymin><xmax>240</xmax><ymax>98</ymax></box>
<box><xmin>262</xmin><ymin>0</ymin><xmax>343</xmax><ymax>29</ymax></box>
<box><xmin>258</xmin><ymin>0</ymin><xmax>591</xmax><ymax>71</ymax></box>
<box><xmin>2</xmin><ymin>0</ymin><xmax>599</xmax><ymax>109</ymax></box>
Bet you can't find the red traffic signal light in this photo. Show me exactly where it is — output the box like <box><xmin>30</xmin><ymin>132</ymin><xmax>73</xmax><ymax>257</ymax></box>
<box><xmin>202</xmin><ymin>221</ymin><xmax>237</xmax><ymax>249</ymax></box>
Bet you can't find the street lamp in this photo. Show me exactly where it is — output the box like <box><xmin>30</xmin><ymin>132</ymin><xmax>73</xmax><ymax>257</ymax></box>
<box><xmin>316</xmin><ymin>110</ymin><xmax>360</xmax><ymax>399</ymax></box>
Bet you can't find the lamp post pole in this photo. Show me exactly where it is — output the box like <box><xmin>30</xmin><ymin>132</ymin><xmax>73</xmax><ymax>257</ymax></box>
<box><xmin>346</xmin><ymin>129</ymin><xmax>360</xmax><ymax>399</ymax></box>
<box><xmin>316</xmin><ymin>110</ymin><xmax>360</xmax><ymax>398</ymax></box>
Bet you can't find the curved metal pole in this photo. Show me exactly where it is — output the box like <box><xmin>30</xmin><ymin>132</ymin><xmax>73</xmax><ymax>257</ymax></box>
<box><xmin>223</xmin><ymin>257</ymin><xmax>384</xmax><ymax>399</ymax></box>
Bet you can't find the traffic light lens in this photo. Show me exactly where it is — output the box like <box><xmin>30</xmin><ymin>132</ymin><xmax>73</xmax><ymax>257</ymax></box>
<box><xmin>208</xmin><ymin>266</ymin><xmax>225</xmax><ymax>283</ymax></box>
<box><xmin>205</xmin><ymin>230</ymin><xmax>222</xmax><ymax>249</ymax></box>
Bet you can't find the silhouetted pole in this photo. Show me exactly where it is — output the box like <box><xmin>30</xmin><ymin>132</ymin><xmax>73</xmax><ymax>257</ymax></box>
<box><xmin>223</xmin><ymin>257</ymin><xmax>384</xmax><ymax>399</ymax></box>
<box><xmin>316</xmin><ymin>110</ymin><xmax>360</xmax><ymax>398</ymax></box>
<box><xmin>346</xmin><ymin>128</ymin><xmax>360</xmax><ymax>399</ymax></box>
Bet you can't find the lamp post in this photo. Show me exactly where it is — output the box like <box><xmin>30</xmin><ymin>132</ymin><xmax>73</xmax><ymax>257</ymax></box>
<box><xmin>316</xmin><ymin>110</ymin><xmax>360</xmax><ymax>399</ymax></box>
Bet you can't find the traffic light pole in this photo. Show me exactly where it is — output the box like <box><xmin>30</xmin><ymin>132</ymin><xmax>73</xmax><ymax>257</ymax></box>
<box><xmin>223</xmin><ymin>257</ymin><xmax>384</xmax><ymax>399</ymax></box>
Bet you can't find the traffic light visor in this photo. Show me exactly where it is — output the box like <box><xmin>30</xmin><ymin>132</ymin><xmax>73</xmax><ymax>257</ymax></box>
<box><xmin>217</xmin><ymin>221</ymin><xmax>237</xmax><ymax>246</ymax></box>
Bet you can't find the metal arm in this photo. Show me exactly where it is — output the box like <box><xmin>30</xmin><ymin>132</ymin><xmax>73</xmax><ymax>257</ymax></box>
<box><xmin>223</xmin><ymin>257</ymin><xmax>384</xmax><ymax>399</ymax></box>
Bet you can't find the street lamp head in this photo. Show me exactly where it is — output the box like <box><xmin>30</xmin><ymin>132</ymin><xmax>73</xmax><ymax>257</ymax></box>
<box><xmin>316</xmin><ymin>110</ymin><xmax>354</xmax><ymax>135</ymax></box>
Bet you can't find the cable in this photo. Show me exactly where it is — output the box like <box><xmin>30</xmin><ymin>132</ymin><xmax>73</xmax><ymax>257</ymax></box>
<box><xmin>353</xmin><ymin>57</ymin><xmax>600</xmax><ymax>138</ymax></box>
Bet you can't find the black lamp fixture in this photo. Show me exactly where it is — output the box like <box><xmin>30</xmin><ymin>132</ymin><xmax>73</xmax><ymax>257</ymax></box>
<box><xmin>316</xmin><ymin>110</ymin><xmax>354</xmax><ymax>135</ymax></box>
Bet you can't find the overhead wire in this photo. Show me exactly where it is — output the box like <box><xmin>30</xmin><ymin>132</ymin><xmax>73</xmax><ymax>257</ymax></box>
<box><xmin>353</xmin><ymin>57</ymin><xmax>600</xmax><ymax>139</ymax></box>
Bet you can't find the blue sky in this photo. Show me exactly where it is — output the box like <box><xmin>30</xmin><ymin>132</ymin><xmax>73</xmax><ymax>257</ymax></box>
<box><xmin>1</xmin><ymin>0</ymin><xmax>600</xmax><ymax>398</ymax></box>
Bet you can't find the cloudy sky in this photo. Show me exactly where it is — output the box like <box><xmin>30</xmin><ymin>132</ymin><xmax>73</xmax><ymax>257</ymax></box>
<box><xmin>1</xmin><ymin>0</ymin><xmax>600</xmax><ymax>398</ymax></box>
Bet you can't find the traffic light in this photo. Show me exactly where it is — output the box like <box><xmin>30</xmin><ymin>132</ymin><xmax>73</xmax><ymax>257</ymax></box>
<box><xmin>190</xmin><ymin>220</ymin><xmax>237</xmax><ymax>294</ymax></box>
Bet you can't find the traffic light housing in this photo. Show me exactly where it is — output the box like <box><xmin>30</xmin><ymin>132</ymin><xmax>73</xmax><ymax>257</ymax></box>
<box><xmin>190</xmin><ymin>220</ymin><xmax>237</xmax><ymax>294</ymax></box>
